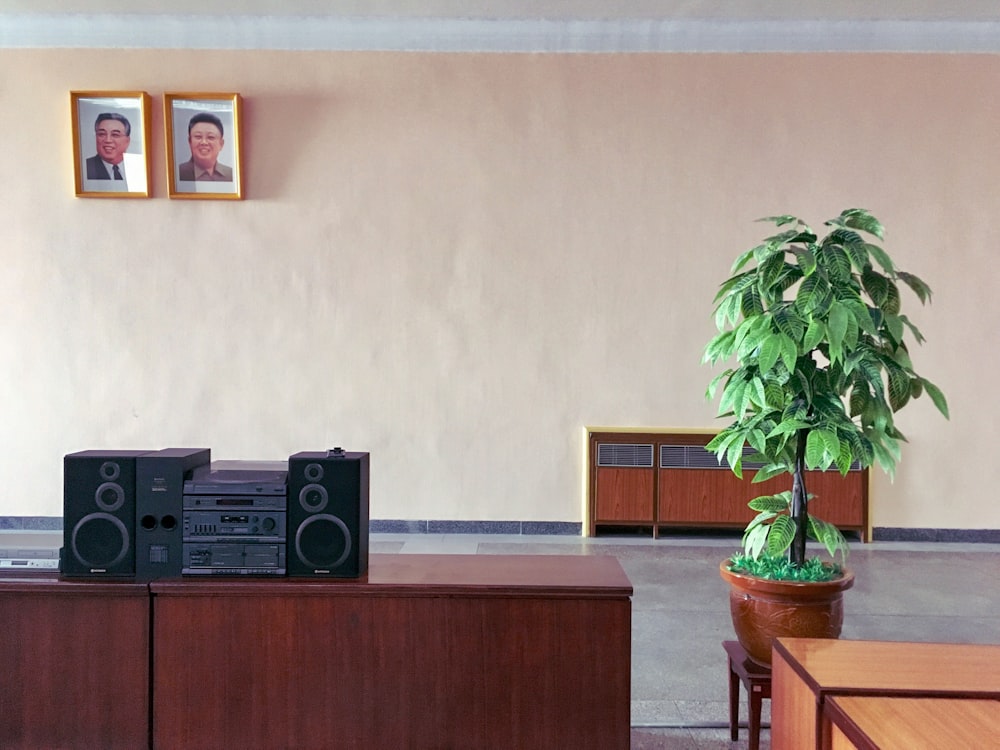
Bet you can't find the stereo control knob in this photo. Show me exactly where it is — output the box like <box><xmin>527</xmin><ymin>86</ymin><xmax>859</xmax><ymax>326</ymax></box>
<box><xmin>262</xmin><ymin>517</ymin><xmax>276</xmax><ymax>532</ymax></box>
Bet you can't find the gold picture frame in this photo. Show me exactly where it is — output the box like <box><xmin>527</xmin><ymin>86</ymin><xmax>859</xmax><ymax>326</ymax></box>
<box><xmin>165</xmin><ymin>93</ymin><xmax>243</xmax><ymax>200</ymax></box>
<box><xmin>71</xmin><ymin>91</ymin><xmax>152</xmax><ymax>198</ymax></box>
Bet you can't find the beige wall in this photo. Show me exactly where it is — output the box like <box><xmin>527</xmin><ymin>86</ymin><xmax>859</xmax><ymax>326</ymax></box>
<box><xmin>1</xmin><ymin>49</ymin><xmax>994</xmax><ymax>529</ymax></box>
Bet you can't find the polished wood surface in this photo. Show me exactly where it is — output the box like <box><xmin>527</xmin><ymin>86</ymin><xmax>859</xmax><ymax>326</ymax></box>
<box><xmin>826</xmin><ymin>696</ymin><xmax>1000</xmax><ymax>750</ymax></box>
<box><xmin>658</xmin><ymin>468</ymin><xmax>865</xmax><ymax>530</ymax></box>
<box><xmin>0</xmin><ymin>576</ymin><xmax>150</xmax><ymax>750</ymax></box>
<box><xmin>151</xmin><ymin>554</ymin><xmax>632</xmax><ymax>750</ymax></box>
<box><xmin>771</xmin><ymin>638</ymin><xmax>1000</xmax><ymax>749</ymax></box>
<box><xmin>775</xmin><ymin>637</ymin><xmax>1000</xmax><ymax>694</ymax></box>
<box><xmin>595</xmin><ymin>466</ymin><xmax>655</xmax><ymax>523</ymax></box>
<box><xmin>588</xmin><ymin>430</ymin><xmax>867</xmax><ymax>538</ymax></box>
<box><xmin>152</xmin><ymin>552</ymin><xmax>633</xmax><ymax>597</ymax></box>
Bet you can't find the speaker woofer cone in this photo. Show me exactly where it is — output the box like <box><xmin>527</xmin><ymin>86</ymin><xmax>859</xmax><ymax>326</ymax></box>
<box><xmin>72</xmin><ymin>512</ymin><xmax>130</xmax><ymax>569</ymax></box>
<box><xmin>295</xmin><ymin>514</ymin><xmax>351</xmax><ymax>570</ymax></box>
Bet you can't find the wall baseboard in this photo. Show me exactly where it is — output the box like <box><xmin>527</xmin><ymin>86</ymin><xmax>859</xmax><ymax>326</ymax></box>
<box><xmin>872</xmin><ymin>527</ymin><xmax>1000</xmax><ymax>544</ymax></box>
<box><xmin>0</xmin><ymin>516</ymin><xmax>581</xmax><ymax>536</ymax></box>
<box><xmin>4</xmin><ymin>517</ymin><xmax>997</xmax><ymax>542</ymax></box>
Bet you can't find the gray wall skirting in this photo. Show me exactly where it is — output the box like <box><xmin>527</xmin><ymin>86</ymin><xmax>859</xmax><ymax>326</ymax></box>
<box><xmin>4</xmin><ymin>517</ymin><xmax>998</xmax><ymax>542</ymax></box>
<box><xmin>0</xmin><ymin>516</ymin><xmax>581</xmax><ymax>536</ymax></box>
<box><xmin>872</xmin><ymin>527</ymin><xmax>1000</xmax><ymax>544</ymax></box>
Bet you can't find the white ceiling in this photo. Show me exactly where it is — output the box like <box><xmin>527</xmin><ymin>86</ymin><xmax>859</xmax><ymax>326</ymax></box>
<box><xmin>3</xmin><ymin>1</ymin><xmax>1000</xmax><ymax>51</ymax></box>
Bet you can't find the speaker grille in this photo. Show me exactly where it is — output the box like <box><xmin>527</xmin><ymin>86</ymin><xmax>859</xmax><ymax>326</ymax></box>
<box><xmin>295</xmin><ymin>515</ymin><xmax>351</xmax><ymax>570</ymax></box>
<box><xmin>72</xmin><ymin>513</ymin><xmax>129</xmax><ymax>569</ymax></box>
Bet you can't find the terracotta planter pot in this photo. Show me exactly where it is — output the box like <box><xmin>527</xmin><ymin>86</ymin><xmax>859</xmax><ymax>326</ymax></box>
<box><xmin>719</xmin><ymin>560</ymin><xmax>855</xmax><ymax>665</ymax></box>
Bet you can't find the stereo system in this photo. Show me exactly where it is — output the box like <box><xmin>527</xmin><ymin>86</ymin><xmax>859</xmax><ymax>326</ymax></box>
<box><xmin>61</xmin><ymin>447</ymin><xmax>369</xmax><ymax>581</ymax></box>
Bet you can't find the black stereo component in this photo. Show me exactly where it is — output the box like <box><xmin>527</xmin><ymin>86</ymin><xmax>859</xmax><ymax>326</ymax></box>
<box><xmin>287</xmin><ymin>448</ymin><xmax>369</xmax><ymax>578</ymax></box>
<box><xmin>135</xmin><ymin>448</ymin><xmax>211</xmax><ymax>581</ymax></box>
<box><xmin>182</xmin><ymin>461</ymin><xmax>288</xmax><ymax>575</ymax></box>
<box><xmin>61</xmin><ymin>449</ymin><xmax>151</xmax><ymax>578</ymax></box>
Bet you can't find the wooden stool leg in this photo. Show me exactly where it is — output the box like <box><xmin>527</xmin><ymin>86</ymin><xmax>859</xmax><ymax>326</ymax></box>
<box><xmin>728</xmin><ymin>657</ymin><xmax>739</xmax><ymax>740</ymax></box>
<box><xmin>748</xmin><ymin>684</ymin><xmax>763</xmax><ymax>750</ymax></box>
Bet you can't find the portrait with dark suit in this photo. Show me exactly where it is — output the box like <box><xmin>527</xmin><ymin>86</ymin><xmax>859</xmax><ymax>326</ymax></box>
<box><xmin>71</xmin><ymin>92</ymin><xmax>150</xmax><ymax>198</ymax></box>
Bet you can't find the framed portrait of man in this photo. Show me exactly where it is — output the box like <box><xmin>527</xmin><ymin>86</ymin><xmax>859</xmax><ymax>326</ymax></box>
<box><xmin>165</xmin><ymin>93</ymin><xmax>243</xmax><ymax>200</ymax></box>
<box><xmin>71</xmin><ymin>91</ymin><xmax>151</xmax><ymax>198</ymax></box>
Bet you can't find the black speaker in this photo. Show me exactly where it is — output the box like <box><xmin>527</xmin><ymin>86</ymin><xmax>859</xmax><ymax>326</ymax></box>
<box><xmin>61</xmin><ymin>450</ymin><xmax>151</xmax><ymax>578</ymax></box>
<box><xmin>135</xmin><ymin>448</ymin><xmax>211</xmax><ymax>581</ymax></box>
<box><xmin>288</xmin><ymin>448</ymin><xmax>369</xmax><ymax>577</ymax></box>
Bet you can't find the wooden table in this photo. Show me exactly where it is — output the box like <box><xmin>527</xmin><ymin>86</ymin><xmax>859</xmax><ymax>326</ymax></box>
<box><xmin>826</xmin><ymin>695</ymin><xmax>1000</xmax><ymax>749</ymax></box>
<box><xmin>0</xmin><ymin>575</ymin><xmax>150</xmax><ymax>750</ymax></box>
<box><xmin>150</xmin><ymin>553</ymin><xmax>633</xmax><ymax>750</ymax></box>
<box><xmin>771</xmin><ymin>638</ymin><xmax>1000</xmax><ymax>749</ymax></box>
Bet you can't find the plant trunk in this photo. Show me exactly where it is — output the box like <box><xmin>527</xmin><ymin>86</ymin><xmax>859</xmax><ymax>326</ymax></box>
<box><xmin>790</xmin><ymin>429</ymin><xmax>809</xmax><ymax>567</ymax></box>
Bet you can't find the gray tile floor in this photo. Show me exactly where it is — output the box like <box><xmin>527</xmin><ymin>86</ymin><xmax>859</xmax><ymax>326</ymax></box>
<box><xmin>5</xmin><ymin>529</ymin><xmax>999</xmax><ymax>749</ymax></box>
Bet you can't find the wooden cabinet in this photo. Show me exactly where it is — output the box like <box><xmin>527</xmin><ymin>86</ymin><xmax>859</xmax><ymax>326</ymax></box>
<box><xmin>151</xmin><ymin>554</ymin><xmax>632</xmax><ymax>750</ymax></box>
<box><xmin>589</xmin><ymin>430</ymin><xmax>868</xmax><ymax>539</ymax></box>
<box><xmin>1</xmin><ymin>556</ymin><xmax>631</xmax><ymax>750</ymax></box>
<box><xmin>0</xmin><ymin>577</ymin><xmax>150</xmax><ymax>750</ymax></box>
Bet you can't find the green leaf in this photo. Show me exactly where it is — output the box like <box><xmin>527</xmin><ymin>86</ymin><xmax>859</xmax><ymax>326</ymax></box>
<box><xmin>718</xmin><ymin>378</ymin><xmax>746</xmax><ymax>418</ymax></box>
<box><xmin>731</xmin><ymin>247</ymin><xmax>760</xmax><ymax>274</ymax></box>
<box><xmin>779</xmin><ymin>333</ymin><xmax>799</xmax><ymax>373</ymax></box>
<box><xmin>741</xmin><ymin>285</ymin><xmax>764</xmax><ymax>317</ymax></box>
<box><xmin>726</xmin><ymin>437</ymin><xmax>746</xmax><ymax>477</ymax></box>
<box><xmin>714</xmin><ymin>293</ymin><xmax>742</xmax><ymax>331</ymax></box>
<box><xmin>748</xmin><ymin>377</ymin><xmax>768</xmax><ymax>408</ymax></box>
<box><xmin>791</xmin><ymin>245</ymin><xmax>817</xmax><ymax>277</ymax></box>
<box><xmin>757</xmin><ymin>335</ymin><xmax>782</xmax><ymax>375</ymax></box>
<box><xmin>737</xmin><ymin>319</ymin><xmax>773</xmax><ymax>361</ymax></box>
<box><xmin>764</xmin><ymin>381</ymin><xmax>786</xmax><ymax>410</ymax></box>
<box><xmin>805</xmin><ymin>430</ymin><xmax>836</xmax><ymax>468</ymax></box>
<box><xmin>883</xmin><ymin>280</ymin><xmax>901</xmax><ymax>315</ymax></box>
<box><xmin>751</xmin><ymin>462</ymin><xmax>790</xmax><ymax>483</ymax></box>
<box><xmin>838</xmin><ymin>208</ymin><xmax>885</xmax><ymax>240</ymax></box>
<box><xmin>766</xmin><ymin>418</ymin><xmax>811</xmax><ymax>438</ymax></box>
<box><xmin>827</xmin><ymin>301</ymin><xmax>849</xmax><ymax>361</ymax></box>
<box><xmin>742</xmin><ymin>520</ymin><xmax>770</xmax><ymax>560</ymax></box>
<box><xmin>766</xmin><ymin>515</ymin><xmax>796</xmax><ymax>556</ymax></box>
<box><xmin>808</xmin><ymin>516</ymin><xmax>850</xmax><ymax>561</ymax></box>
<box><xmin>773</xmin><ymin>306</ymin><xmax>805</xmax><ymax>342</ymax></box>
<box><xmin>748</xmin><ymin>494</ymin><xmax>790</xmax><ymax>512</ymax></box>
<box><xmin>897</xmin><ymin>271</ymin><xmax>933</xmax><ymax>304</ymax></box>
<box><xmin>898</xmin><ymin>314</ymin><xmax>927</xmax><ymax>344</ymax></box>
<box><xmin>803</xmin><ymin>318</ymin><xmax>825</xmax><ymax>350</ymax></box>
<box><xmin>865</xmin><ymin>242</ymin><xmax>895</xmax><ymax>274</ymax></box>
<box><xmin>703</xmin><ymin>330</ymin><xmax>736</xmax><ymax>364</ymax></box>
<box><xmin>886</xmin><ymin>362</ymin><xmax>912</xmax><ymax>412</ymax></box>
<box><xmin>818</xmin><ymin>243</ymin><xmax>852</xmax><ymax>283</ymax></box>
<box><xmin>862</xmin><ymin>267</ymin><xmax>890</xmax><ymax>307</ymax></box>
<box><xmin>849</xmin><ymin>382</ymin><xmax>870</xmax><ymax>418</ymax></box>
<box><xmin>921</xmin><ymin>378</ymin><xmax>950</xmax><ymax>419</ymax></box>
<box><xmin>884</xmin><ymin>314</ymin><xmax>905</xmax><ymax>344</ymax></box>
<box><xmin>757</xmin><ymin>215</ymin><xmax>801</xmax><ymax>228</ymax></box>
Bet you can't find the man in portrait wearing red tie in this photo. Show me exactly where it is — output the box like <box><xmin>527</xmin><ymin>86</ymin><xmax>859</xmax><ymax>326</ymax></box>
<box><xmin>85</xmin><ymin>112</ymin><xmax>131</xmax><ymax>183</ymax></box>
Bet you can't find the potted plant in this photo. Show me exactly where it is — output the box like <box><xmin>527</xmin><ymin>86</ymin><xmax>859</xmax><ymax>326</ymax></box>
<box><xmin>703</xmin><ymin>208</ymin><xmax>948</xmax><ymax>664</ymax></box>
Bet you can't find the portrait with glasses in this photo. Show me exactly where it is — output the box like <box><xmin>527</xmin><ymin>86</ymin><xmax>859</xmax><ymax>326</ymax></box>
<box><xmin>71</xmin><ymin>92</ymin><xmax>151</xmax><ymax>198</ymax></box>
<box><xmin>165</xmin><ymin>93</ymin><xmax>243</xmax><ymax>200</ymax></box>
